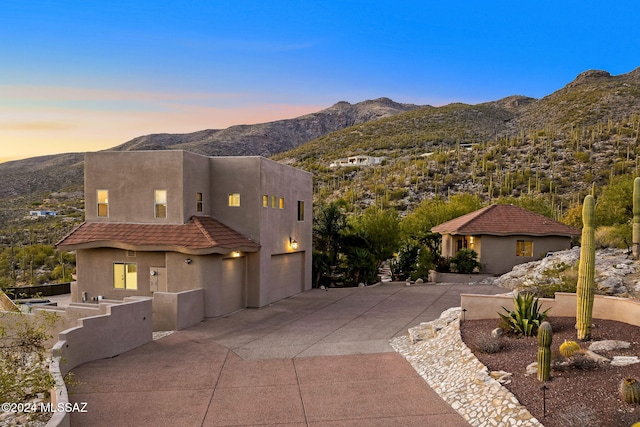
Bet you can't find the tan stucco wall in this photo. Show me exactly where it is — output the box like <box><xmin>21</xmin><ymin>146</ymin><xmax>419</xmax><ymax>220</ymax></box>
<box><xmin>85</xmin><ymin>151</ymin><xmax>196</xmax><ymax>224</ymax></box>
<box><xmin>441</xmin><ymin>234</ymin><xmax>573</xmax><ymax>275</ymax></box>
<box><xmin>75</xmin><ymin>248</ymin><xmax>165</xmax><ymax>301</ymax></box>
<box><xmin>461</xmin><ymin>292</ymin><xmax>640</xmax><ymax>326</ymax></box>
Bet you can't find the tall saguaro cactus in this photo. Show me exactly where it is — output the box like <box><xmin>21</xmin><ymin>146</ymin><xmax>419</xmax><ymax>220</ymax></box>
<box><xmin>633</xmin><ymin>177</ymin><xmax>640</xmax><ymax>259</ymax></box>
<box><xmin>576</xmin><ymin>194</ymin><xmax>596</xmax><ymax>341</ymax></box>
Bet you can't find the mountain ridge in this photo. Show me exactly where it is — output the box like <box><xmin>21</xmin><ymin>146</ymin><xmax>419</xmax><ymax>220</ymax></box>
<box><xmin>2</xmin><ymin>67</ymin><xmax>640</xmax><ymax>226</ymax></box>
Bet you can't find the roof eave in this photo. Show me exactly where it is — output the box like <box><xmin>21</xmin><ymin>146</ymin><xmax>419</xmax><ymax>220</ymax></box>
<box><xmin>57</xmin><ymin>241</ymin><xmax>260</xmax><ymax>255</ymax></box>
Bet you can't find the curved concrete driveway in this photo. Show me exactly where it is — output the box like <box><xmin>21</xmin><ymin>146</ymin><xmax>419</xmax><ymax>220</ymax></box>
<box><xmin>69</xmin><ymin>282</ymin><xmax>504</xmax><ymax>426</ymax></box>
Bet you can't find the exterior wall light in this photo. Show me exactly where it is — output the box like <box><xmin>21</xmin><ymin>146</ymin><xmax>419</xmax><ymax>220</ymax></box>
<box><xmin>185</xmin><ymin>258</ymin><xmax>192</xmax><ymax>264</ymax></box>
<box><xmin>289</xmin><ymin>237</ymin><xmax>298</xmax><ymax>250</ymax></box>
<box><xmin>231</xmin><ymin>251</ymin><xmax>241</xmax><ymax>257</ymax></box>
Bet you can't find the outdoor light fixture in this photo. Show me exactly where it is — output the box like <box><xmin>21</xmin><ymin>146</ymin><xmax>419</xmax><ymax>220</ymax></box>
<box><xmin>289</xmin><ymin>237</ymin><xmax>298</xmax><ymax>250</ymax></box>
<box><xmin>185</xmin><ymin>258</ymin><xmax>192</xmax><ymax>264</ymax></box>
<box><xmin>231</xmin><ymin>251</ymin><xmax>241</xmax><ymax>258</ymax></box>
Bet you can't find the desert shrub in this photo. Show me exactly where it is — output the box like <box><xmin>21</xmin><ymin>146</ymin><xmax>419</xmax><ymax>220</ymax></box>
<box><xmin>528</xmin><ymin>262</ymin><xmax>578</xmax><ymax>298</ymax></box>
<box><xmin>498</xmin><ymin>293</ymin><xmax>550</xmax><ymax>336</ymax></box>
<box><xmin>594</xmin><ymin>224</ymin><xmax>632</xmax><ymax>249</ymax></box>
<box><xmin>556</xmin><ymin>403</ymin><xmax>599</xmax><ymax>427</ymax></box>
<box><xmin>569</xmin><ymin>353</ymin><xmax>600</xmax><ymax>371</ymax></box>
<box><xmin>474</xmin><ymin>335</ymin><xmax>507</xmax><ymax>354</ymax></box>
<box><xmin>0</xmin><ymin>311</ymin><xmax>59</xmax><ymax>405</ymax></box>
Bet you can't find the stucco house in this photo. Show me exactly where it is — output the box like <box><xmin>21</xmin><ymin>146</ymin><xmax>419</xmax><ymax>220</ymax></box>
<box><xmin>57</xmin><ymin>150</ymin><xmax>312</xmax><ymax>321</ymax></box>
<box><xmin>431</xmin><ymin>204</ymin><xmax>580</xmax><ymax>275</ymax></box>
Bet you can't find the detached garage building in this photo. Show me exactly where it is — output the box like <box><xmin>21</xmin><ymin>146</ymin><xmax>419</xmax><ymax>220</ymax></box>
<box><xmin>57</xmin><ymin>151</ymin><xmax>312</xmax><ymax>325</ymax></box>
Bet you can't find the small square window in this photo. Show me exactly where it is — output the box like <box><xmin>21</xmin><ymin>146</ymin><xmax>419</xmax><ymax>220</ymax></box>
<box><xmin>228</xmin><ymin>193</ymin><xmax>240</xmax><ymax>207</ymax></box>
<box><xmin>262</xmin><ymin>195</ymin><xmax>268</xmax><ymax>207</ymax></box>
<box><xmin>297</xmin><ymin>201</ymin><xmax>304</xmax><ymax>221</ymax></box>
<box><xmin>516</xmin><ymin>240</ymin><xmax>534</xmax><ymax>257</ymax></box>
<box><xmin>279</xmin><ymin>197</ymin><xmax>284</xmax><ymax>209</ymax></box>
<box><xmin>196</xmin><ymin>192</ymin><xmax>203</xmax><ymax>212</ymax></box>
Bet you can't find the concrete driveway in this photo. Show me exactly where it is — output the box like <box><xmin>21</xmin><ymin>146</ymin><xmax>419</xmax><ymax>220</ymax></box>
<box><xmin>69</xmin><ymin>282</ymin><xmax>504</xmax><ymax>426</ymax></box>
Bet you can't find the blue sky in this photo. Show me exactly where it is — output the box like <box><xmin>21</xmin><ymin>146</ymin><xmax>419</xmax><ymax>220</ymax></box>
<box><xmin>1</xmin><ymin>0</ymin><xmax>639</xmax><ymax>162</ymax></box>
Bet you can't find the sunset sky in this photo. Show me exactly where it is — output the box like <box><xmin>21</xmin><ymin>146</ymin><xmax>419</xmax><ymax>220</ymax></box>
<box><xmin>1</xmin><ymin>1</ymin><xmax>639</xmax><ymax>163</ymax></box>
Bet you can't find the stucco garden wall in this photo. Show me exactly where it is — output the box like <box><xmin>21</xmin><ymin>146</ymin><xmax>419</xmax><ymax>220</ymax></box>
<box><xmin>152</xmin><ymin>288</ymin><xmax>204</xmax><ymax>331</ymax></box>
<box><xmin>460</xmin><ymin>292</ymin><xmax>640</xmax><ymax>326</ymax></box>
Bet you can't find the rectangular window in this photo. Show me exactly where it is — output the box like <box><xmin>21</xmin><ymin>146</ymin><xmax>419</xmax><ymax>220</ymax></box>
<box><xmin>196</xmin><ymin>192</ymin><xmax>203</xmax><ymax>212</ymax></box>
<box><xmin>262</xmin><ymin>195</ymin><xmax>268</xmax><ymax>207</ymax></box>
<box><xmin>271</xmin><ymin>195</ymin><xmax>276</xmax><ymax>208</ymax></box>
<box><xmin>279</xmin><ymin>197</ymin><xmax>285</xmax><ymax>209</ymax></box>
<box><xmin>297</xmin><ymin>201</ymin><xmax>304</xmax><ymax>221</ymax></box>
<box><xmin>97</xmin><ymin>190</ymin><xmax>109</xmax><ymax>217</ymax></box>
<box><xmin>113</xmin><ymin>262</ymin><xmax>138</xmax><ymax>290</ymax></box>
<box><xmin>155</xmin><ymin>190</ymin><xmax>167</xmax><ymax>218</ymax></box>
<box><xmin>516</xmin><ymin>240</ymin><xmax>534</xmax><ymax>257</ymax></box>
<box><xmin>228</xmin><ymin>193</ymin><xmax>240</xmax><ymax>207</ymax></box>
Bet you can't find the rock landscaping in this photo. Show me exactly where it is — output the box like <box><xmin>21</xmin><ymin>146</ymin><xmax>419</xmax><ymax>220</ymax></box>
<box><xmin>392</xmin><ymin>307</ymin><xmax>640</xmax><ymax>427</ymax></box>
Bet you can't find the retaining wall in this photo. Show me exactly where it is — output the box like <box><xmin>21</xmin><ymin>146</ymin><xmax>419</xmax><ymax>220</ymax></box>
<box><xmin>460</xmin><ymin>292</ymin><xmax>640</xmax><ymax>326</ymax></box>
<box><xmin>46</xmin><ymin>297</ymin><xmax>153</xmax><ymax>427</ymax></box>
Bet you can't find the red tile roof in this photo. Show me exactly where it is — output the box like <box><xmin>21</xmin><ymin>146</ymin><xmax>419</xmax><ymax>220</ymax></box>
<box><xmin>431</xmin><ymin>204</ymin><xmax>580</xmax><ymax>237</ymax></box>
<box><xmin>56</xmin><ymin>216</ymin><xmax>260</xmax><ymax>255</ymax></box>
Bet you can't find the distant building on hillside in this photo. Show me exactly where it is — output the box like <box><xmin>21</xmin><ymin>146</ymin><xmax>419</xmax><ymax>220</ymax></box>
<box><xmin>29</xmin><ymin>210</ymin><xmax>57</xmax><ymax>218</ymax></box>
<box><xmin>329</xmin><ymin>155</ymin><xmax>384</xmax><ymax>168</ymax></box>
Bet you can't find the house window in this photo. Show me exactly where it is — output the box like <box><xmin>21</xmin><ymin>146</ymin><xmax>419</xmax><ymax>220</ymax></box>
<box><xmin>271</xmin><ymin>195</ymin><xmax>276</xmax><ymax>208</ymax></box>
<box><xmin>196</xmin><ymin>192</ymin><xmax>203</xmax><ymax>212</ymax></box>
<box><xmin>297</xmin><ymin>201</ymin><xmax>304</xmax><ymax>221</ymax></box>
<box><xmin>97</xmin><ymin>190</ymin><xmax>109</xmax><ymax>217</ymax></box>
<box><xmin>155</xmin><ymin>190</ymin><xmax>167</xmax><ymax>218</ymax></box>
<box><xmin>262</xmin><ymin>195</ymin><xmax>268</xmax><ymax>207</ymax></box>
<box><xmin>516</xmin><ymin>240</ymin><xmax>534</xmax><ymax>257</ymax></box>
<box><xmin>455</xmin><ymin>236</ymin><xmax>468</xmax><ymax>252</ymax></box>
<box><xmin>228</xmin><ymin>193</ymin><xmax>240</xmax><ymax>207</ymax></box>
<box><xmin>113</xmin><ymin>262</ymin><xmax>138</xmax><ymax>290</ymax></box>
<box><xmin>279</xmin><ymin>197</ymin><xmax>285</xmax><ymax>209</ymax></box>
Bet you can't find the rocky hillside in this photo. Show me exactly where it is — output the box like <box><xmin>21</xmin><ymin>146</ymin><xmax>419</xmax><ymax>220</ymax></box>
<box><xmin>110</xmin><ymin>97</ymin><xmax>420</xmax><ymax>156</ymax></box>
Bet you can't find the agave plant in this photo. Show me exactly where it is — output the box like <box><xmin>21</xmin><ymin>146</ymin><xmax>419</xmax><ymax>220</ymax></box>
<box><xmin>498</xmin><ymin>292</ymin><xmax>551</xmax><ymax>336</ymax></box>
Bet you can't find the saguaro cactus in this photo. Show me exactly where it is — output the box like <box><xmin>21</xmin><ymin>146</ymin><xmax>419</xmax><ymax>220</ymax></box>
<box><xmin>633</xmin><ymin>177</ymin><xmax>640</xmax><ymax>259</ymax></box>
<box><xmin>537</xmin><ymin>321</ymin><xmax>553</xmax><ymax>381</ymax></box>
<box><xmin>576</xmin><ymin>195</ymin><xmax>596</xmax><ymax>341</ymax></box>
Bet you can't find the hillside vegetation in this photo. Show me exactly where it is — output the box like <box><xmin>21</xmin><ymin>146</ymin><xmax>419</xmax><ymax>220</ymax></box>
<box><xmin>274</xmin><ymin>68</ymin><xmax>640</xmax><ymax>222</ymax></box>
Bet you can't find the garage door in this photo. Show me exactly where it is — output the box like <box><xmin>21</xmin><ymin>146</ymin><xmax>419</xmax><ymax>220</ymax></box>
<box><xmin>218</xmin><ymin>257</ymin><xmax>245</xmax><ymax>315</ymax></box>
<box><xmin>269</xmin><ymin>252</ymin><xmax>304</xmax><ymax>304</ymax></box>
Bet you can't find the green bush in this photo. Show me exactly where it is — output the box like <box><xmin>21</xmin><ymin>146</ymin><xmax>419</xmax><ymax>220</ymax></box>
<box><xmin>449</xmin><ymin>248</ymin><xmax>481</xmax><ymax>274</ymax></box>
<box><xmin>498</xmin><ymin>293</ymin><xmax>551</xmax><ymax>336</ymax></box>
<box><xmin>594</xmin><ymin>224</ymin><xmax>631</xmax><ymax>249</ymax></box>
